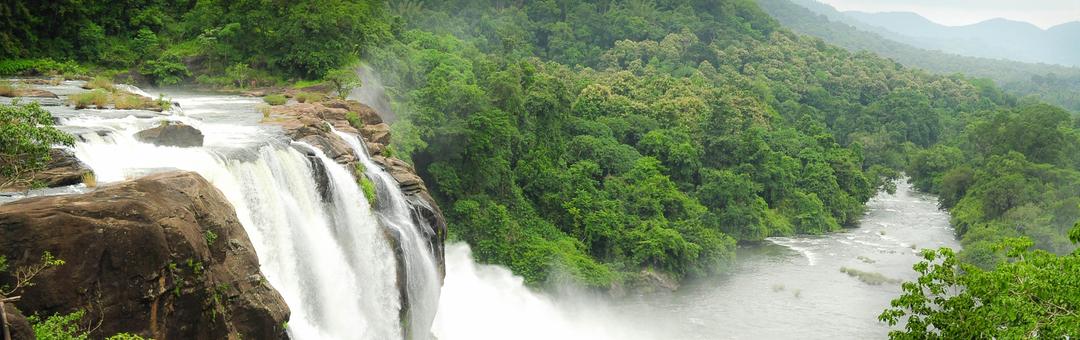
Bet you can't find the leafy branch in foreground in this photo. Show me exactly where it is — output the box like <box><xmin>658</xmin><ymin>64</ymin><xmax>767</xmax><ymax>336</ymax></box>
<box><xmin>1</xmin><ymin>252</ymin><xmax>65</xmax><ymax>297</ymax></box>
<box><xmin>0</xmin><ymin>102</ymin><xmax>75</xmax><ymax>187</ymax></box>
<box><xmin>880</xmin><ymin>224</ymin><xmax>1080</xmax><ymax>339</ymax></box>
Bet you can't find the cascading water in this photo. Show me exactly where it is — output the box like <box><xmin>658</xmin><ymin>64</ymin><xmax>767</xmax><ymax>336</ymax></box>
<box><xmin>59</xmin><ymin>91</ymin><xmax>404</xmax><ymax>340</ymax></box>
<box><xmin>331</xmin><ymin>128</ymin><xmax>442</xmax><ymax>340</ymax></box>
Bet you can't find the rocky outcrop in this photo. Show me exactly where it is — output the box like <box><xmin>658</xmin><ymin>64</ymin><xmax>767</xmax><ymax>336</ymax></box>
<box><xmin>0</xmin><ymin>88</ymin><xmax>58</xmax><ymax>98</ymax></box>
<box><xmin>0</xmin><ymin>171</ymin><xmax>290</xmax><ymax>339</ymax></box>
<box><xmin>0</xmin><ymin>148</ymin><xmax>94</xmax><ymax>192</ymax></box>
<box><xmin>134</xmin><ymin>122</ymin><xmax>204</xmax><ymax>147</ymax></box>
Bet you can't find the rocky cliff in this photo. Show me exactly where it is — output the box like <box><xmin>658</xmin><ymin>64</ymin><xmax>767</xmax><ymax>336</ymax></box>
<box><xmin>0</xmin><ymin>171</ymin><xmax>290</xmax><ymax>339</ymax></box>
<box><xmin>266</xmin><ymin>99</ymin><xmax>447</xmax><ymax>273</ymax></box>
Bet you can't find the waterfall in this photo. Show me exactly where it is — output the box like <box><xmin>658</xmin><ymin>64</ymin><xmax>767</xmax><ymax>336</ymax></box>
<box><xmin>331</xmin><ymin>128</ymin><xmax>442</xmax><ymax>340</ymax></box>
<box><xmin>62</xmin><ymin>95</ymin><xmax>404</xmax><ymax>340</ymax></box>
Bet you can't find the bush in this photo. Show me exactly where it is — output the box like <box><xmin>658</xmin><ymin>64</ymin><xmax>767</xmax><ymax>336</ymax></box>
<box><xmin>29</xmin><ymin>310</ymin><xmax>89</xmax><ymax>340</ymax></box>
<box><xmin>325</xmin><ymin>68</ymin><xmax>360</xmax><ymax>99</ymax></box>
<box><xmin>140</xmin><ymin>54</ymin><xmax>190</xmax><ymax>85</ymax></box>
<box><xmin>263</xmin><ymin>94</ymin><xmax>287</xmax><ymax>105</ymax></box>
<box><xmin>0</xmin><ymin>59</ymin><xmax>84</xmax><ymax>77</ymax></box>
<box><xmin>69</xmin><ymin>90</ymin><xmax>110</xmax><ymax>109</ymax></box>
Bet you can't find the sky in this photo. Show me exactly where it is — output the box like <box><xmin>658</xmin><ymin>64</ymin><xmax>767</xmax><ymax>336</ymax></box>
<box><xmin>816</xmin><ymin>0</ymin><xmax>1080</xmax><ymax>29</ymax></box>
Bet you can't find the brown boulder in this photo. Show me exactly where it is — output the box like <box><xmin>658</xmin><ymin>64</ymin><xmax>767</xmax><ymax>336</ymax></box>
<box><xmin>0</xmin><ymin>149</ymin><xmax>93</xmax><ymax>192</ymax></box>
<box><xmin>0</xmin><ymin>171</ymin><xmax>290</xmax><ymax>340</ymax></box>
<box><xmin>1</xmin><ymin>88</ymin><xmax>59</xmax><ymax>98</ymax></box>
<box><xmin>360</xmin><ymin>123</ymin><xmax>391</xmax><ymax>145</ymax></box>
<box><xmin>323</xmin><ymin>99</ymin><xmax>383</xmax><ymax>125</ymax></box>
<box><xmin>134</xmin><ymin>122</ymin><xmax>204</xmax><ymax>147</ymax></box>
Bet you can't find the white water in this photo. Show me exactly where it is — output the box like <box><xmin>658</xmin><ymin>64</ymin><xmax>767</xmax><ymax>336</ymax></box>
<box><xmin>57</xmin><ymin>89</ymin><xmax>403</xmax><ymax>339</ymax></box>
<box><xmin>332</xmin><ymin>128</ymin><xmax>442</xmax><ymax>339</ymax></box>
<box><xmin>432</xmin><ymin>244</ymin><xmax>658</xmax><ymax>340</ymax></box>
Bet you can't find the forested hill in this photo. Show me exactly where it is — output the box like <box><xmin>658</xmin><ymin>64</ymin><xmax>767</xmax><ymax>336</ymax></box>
<box><xmin>360</xmin><ymin>0</ymin><xmax>1080</xmax><ymax>292</ymax></box>
<box><xmin>3</xmin><ymin>1</ymin><xmax>1079</xmax><ymax>335</ymax></box>
<box><xmin>757</xmin><ymin>0</ymin><xmax>1080</xmax><ymax>112</ymax></box>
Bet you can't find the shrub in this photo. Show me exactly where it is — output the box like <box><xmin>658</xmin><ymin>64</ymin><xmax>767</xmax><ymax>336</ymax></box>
<box><xmin>29</xmin><ymin>310</ymin><xmax>89</xmax><ymax>340</ymax></box>
<box><xmin>263</xmin><ymin>94</ymin><xmax>287</xmax><ymax>105</ymax></box>
<box><xmin>360</xmin><ymin>176</ymin><xmax>377</xmax><ymax>206</ymax></box>
<box><xmin>325</xmin><ymin>68</ymin><xmax>360</xmax><ymax>99</ymax></box>
<box><xmin>226</xmin><ymin>63</ymin><xmax>252</xmax><ymax>88</ymax></box>
<box><xmin>345</xmin><ymin>111</ymin><xmax>362</xmax><ymax>129</ymax></box>
<box><xmin>69</xmin><ymin>90</ymin><xmax>110</xmax><ymax>109</ymax></box>
<box><xmin>140</xmin><ymin>54</ymin><xmax>190</xmax><ymax>86</ymax></box>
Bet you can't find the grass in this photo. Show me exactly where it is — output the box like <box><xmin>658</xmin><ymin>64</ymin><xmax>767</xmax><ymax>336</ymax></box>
<box><xmin>294</xmin><ymin>91</ymin><xmax>324</xmax><ymax>103</ymax></box>
<box><xmin>70</xmin><ymin>89</ymin><xmax>110</xmax><ymax>109</ymax></box>
<box><xmin>292</xmin><ymin>79</ymin><xmax>323</xmax><ymax>89</ymax></box>
<box><xmin>84</xmin><ymin>76</ymin><xmax>114</xmax><ymax>91</ymax></box>
<box><xmin>81</xmin><ymin>172</ymin><xmax>97</xmax><ymax>188</ymax></box>
<box><xmin>263</xmin><ymin>94</ymin><xmax>287</xmax><ymax>105</ymax></box>
<box><xmin>839</xmin><ymin>267</ymin><xmax>901</xmax><ymax>285</ymax></box>
<box><xmin>112</xmin><ymin>93</ymin><xmax>146</xmax><ymax>109</ymax></box>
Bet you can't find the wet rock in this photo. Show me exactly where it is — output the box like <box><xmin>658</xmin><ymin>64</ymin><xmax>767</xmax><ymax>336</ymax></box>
<box><xmin>359</xmin><ymin>123</ymin><xmax>391</xmax><ymax>145</ymax></box>
<box><xmin>0</xmin><ymin>148</ymin><xmax>93</xmax><ymax>192</ymax></box>
<box><xmin>134</xmin><ymin>122</ymin><xmax>204</xmax><ymax>147</ymax></box>
<box><xmin>1</xmin><ymin>88</ymin><xmax>59</xmax><ymax>98</ymax></box>
<box><xmin>0</xmin><ymin>171</ymin><xmax>290</xmax><ymax>339</ymax></box>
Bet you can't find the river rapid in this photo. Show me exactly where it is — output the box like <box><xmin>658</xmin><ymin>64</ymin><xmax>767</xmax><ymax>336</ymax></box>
<box><xmin>4</xmin><ymin>81</ymin><xmax>958</xmax><ymax>339</ymax></box>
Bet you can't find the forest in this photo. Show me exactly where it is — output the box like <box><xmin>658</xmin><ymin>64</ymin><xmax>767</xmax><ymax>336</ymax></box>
<box><xmin>2</xmin><ymin>0</ymin><xmax>1078</xmax><ymax>337</ymax></box>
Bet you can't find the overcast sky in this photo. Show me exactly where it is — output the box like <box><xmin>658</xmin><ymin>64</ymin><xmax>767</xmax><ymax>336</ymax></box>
<box><xmin>816</xmin><ymin>0</ymin><xmax>1080</xmax><ymax>29</ymax></box>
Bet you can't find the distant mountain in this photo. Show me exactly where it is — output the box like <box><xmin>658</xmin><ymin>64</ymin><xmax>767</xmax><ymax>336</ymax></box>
<box><xmin>843</xmin><ymin>11</ymin><xmax>1080</xmax><ymax>67</ymax></box>
<box><xmin>757</xmin><ymin>0</ymin><xmax>1080</xmax><ymax>111</ymax></box>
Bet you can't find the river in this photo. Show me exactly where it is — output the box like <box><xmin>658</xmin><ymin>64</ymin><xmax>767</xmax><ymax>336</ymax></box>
<box><xmin>433</xmin><ymin>180</ymin><xmax>958</xmax><ymax>340</ymax></box>
<box><xmin>5</xmin><ymin>81</ymin><xmax>958</xmax><ymax>339</ymax></box>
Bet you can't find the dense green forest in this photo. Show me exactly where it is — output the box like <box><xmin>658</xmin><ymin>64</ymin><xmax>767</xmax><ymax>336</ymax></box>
<box><xmin>757</xmin><ymin>0</ymin><xmax>1080</xmax><ymax>112</ymax></box>
<box><xmin>3</xmin><ymin>0</ymin><xmax>1078</xmax><ymax>336</ymax></box>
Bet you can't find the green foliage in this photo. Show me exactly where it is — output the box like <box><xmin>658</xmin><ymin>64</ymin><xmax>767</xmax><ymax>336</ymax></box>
<box><xmin>140</xmin><ymin>53</ymin><xmax>190</xmax><ymax>86</ymax></box>
<box><xmin>29</xmin><ymin>310</ymin><xmax>89</xmax><ymax>340</ymax></box>
<box><xmin>359</xmin><ymin>0</ymin><xmax>1042</xmax><ymax>286</ymax></box>
<box><xmin>263</xmin><ymin>94</ymin><xmax>287</xmax><ymax>106</ymax></box>
<box><xmin>204</xmin><ymin>230</ymin><xmax>218</xmax><ymax>246</ymax></box>
<box><xmin>0</xmin><ymin>59</ymin><xmax>84</xmax><ymax>77</ymax></box>
<box><xmin>0</xmin><ymin>102</ymin><xmax>75</xmax><ymax>185</ymax></box>
<box><xmin>326</xmin><ymin>68</ymin><xmax>361</xmax><ymax>99</ymax></box>
<box><xmin>881</xmin><ymin>233</ymin><xmax>1080</xmax><ymax>338</ymax></box>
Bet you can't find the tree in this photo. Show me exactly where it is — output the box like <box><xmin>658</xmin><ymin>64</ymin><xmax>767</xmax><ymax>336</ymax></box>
<box><xmin>0</xmin><ymin>102</ymin><xmax>74</xmax><ymax>187</ymax></box>
<box><xmin>880</xmin><ymin>229</ymin><xmax>1080</xmax><ymax>338</ymax></box>
<box><xmin>326</xmin><ymin>68</ymin><xmax>361</xmax><ymax>99</ymax></box>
